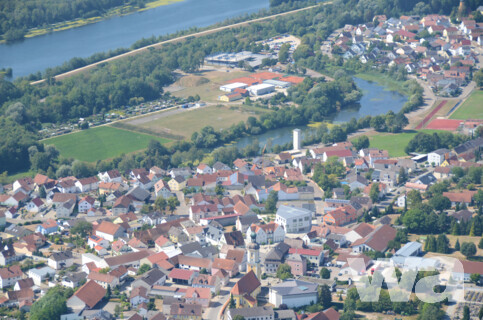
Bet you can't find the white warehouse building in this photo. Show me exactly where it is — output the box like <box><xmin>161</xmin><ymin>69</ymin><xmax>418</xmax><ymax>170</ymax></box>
<box><xmin>220</xmin><ymin>82</ymin><xmax>248</xmax><ymax>93</ymax></box>
<box><xmin>247</xmin><ymin>83</ymin><xmax>275</xmax><ymax>96</ymax></box>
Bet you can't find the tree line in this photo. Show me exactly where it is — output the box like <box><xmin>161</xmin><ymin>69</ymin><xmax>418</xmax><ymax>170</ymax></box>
<box><xmin>0</xmin><ymin>0</ymin><xmax>151</xmax><ymax>41</ymax></box>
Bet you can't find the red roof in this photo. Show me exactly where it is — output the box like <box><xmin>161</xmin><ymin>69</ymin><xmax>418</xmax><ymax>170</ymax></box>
<box><xmin>289</xmin><ymin>248</ymin><xmax>322</xmax><ymax>256</ymax></box>
<box><xmin>169</xmin><ymin>268</ymin><xmax>194</xmax><ymax>280</ymax></box>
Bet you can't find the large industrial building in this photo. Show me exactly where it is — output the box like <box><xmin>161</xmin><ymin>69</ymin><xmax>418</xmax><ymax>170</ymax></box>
<box><xmin>247</xmin><ymin>83</ymin><xmax>275</xmax><ymax>96</ymax></box>
<box><xmin>204</xmin><ymin>51</ymin><xmax>276</xmax><ymax>68</ymax></box>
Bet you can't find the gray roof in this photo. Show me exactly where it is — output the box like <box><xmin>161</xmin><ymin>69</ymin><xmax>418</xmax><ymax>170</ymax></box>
<box><xmin>270</xmin><ymin>279</ymin><xmax>318</xmax><ymax>296</ymax></box>
<box><xmin>50</xmin><ymin>251</ymin><xmax>73</xmax><ymax>261</ymax></box>
<box><xmin>394</xmin><ymin>242</ymin><xmax>422</xmax><ymax>257</ymax></box>
<box><xmin>264</xmin><ymin>242</ymin><xmax>290</xmax><ymax>262</ymax></box>
<box><xmin>126</xmin><ymin>186</ymin><xmax>151</xmax><ymax>201</ymax></box>
<box><xmin>229</xmin><ymin>306</ymin><xmax>274</xmax><ymax>318</ymax></box>
<box><xmin>140</xmin><ymin>268</ymin><xmax>168</xmax><ymax>286</ymax></box>
<box><xmin>276</xmin><ymin>205</ymin><xmax>312</xmax><ymax>219</ymax></box>
<box><xmin>275</xmin><ymin>309</ymin><xmax>297</xmax><ymax>320</ymax></box>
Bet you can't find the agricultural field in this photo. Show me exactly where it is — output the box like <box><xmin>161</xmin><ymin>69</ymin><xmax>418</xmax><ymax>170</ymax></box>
<box><xmin>166</xmin><ymin>69</ymin><xmax>252</xmax><ymax>102</ymax></box>
<box><xmin>366</xmin><ymin>130</ymin><xmax>443</xmax><ymax>157</ymax></box>
<box><xmin>136</xmin><ymin>104</ymin><xmax>270</xmax><ymax>139</ymax></box>
<box><xmin>44</xmin><ymin>126</ymin><xmax>170</xmax><ymax>162</ymax></box>
<box><xmin>450</xmin><ymin>90</ymin><xmax>483</xmax><ymax>120</ymax></box>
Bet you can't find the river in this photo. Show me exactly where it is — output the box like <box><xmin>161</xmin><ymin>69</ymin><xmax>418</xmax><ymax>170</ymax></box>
<box><xmin>232</xmin><ymin>77</ymin><xmax>408</xmax><ymax>149</ymax></box>
<box><xmin>0</xmin><ymin>0</ymin><xmax>269</xmax><ymax>79</ymax></box>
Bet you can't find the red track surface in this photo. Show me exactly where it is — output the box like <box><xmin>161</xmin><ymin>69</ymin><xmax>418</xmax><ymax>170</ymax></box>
<box><xmin>415</xmin><ymin>100</ymin><xmax>447</xmax><ymax>130</ymax></box>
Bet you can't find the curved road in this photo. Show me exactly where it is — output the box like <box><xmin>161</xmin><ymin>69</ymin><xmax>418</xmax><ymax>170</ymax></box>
<box><xmin>31</xmin><ymin>3</ymin><xmax>331</xmax><ymax>85</ymax></box>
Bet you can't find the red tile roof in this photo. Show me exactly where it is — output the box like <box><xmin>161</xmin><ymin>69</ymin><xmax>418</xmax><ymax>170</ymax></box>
<box><xmin>73</xmin><ymin>280</ymin><xmax>106</xmax><ymax>309</ymax></box>
<box><xmin>169</xmin><ymin>268</ymin><xmax>194</xmax><ymax>280</ymax></box>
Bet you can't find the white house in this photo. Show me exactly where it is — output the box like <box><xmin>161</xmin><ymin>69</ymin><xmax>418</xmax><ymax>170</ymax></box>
<box><xmin>269</xmin><ymin>280</ymin><xmax>318</xmax><ymax>308</ymax></box>
<box><xmin>98</xmin><ymin>170</ymin><xmax>123</xmax><ymax>183</ymax></box>
<box><xmin>427</xmin><ymin>148</ymin><xmax>450</xmax><ymax>166</ymax></box>
<box><xmin>88</xmin><ymin>235</ymin><xmax>110</xmax><ymax>249</ymax></box>
<box><xmin>196</xmin><ymin>164</ymin><xmax>213</xmax><ymax>175</ymax></box>
<box><xmin>0</xmin><ymin>266</ymin><xmax>23</xmax><ymax>289</ymax></box>
<box><xmin>26</xmin><ymin>198</ymin><xmax>45</xmax><ymax>213</ymax></box>
<box><xmin>75</xmin><ymin>177</ymin><xmax>99</xmax><ymax>193</ymax></box>
<box><xmin>48</xmin><ymin>251</ymin><xmax>74</xmax><ymax>270</ymax></box>
<box><xmin>78</xmin><ymin>196</ymin><xmax>95</xmax><ymax>213</ymax></box>
<box><xmin>28</xmin><ymin>266</ymin><xmax>56</xmax><ymax>286</ymax></box>
<box><xmin>246</xmin><ymin>222</ymin><xmax>285</xmax><ymax>245</ymax></box>
<box><xmin>275</xmin><ymin>205</ymin><xmax>312</xmax><ymax>234</ymax></box>
<box><xmin>95</xmin><ymin>221</ymin><xmax>125</xmax><ymax>242</ymax></box>
<box><xmin>397</xmin><ymin>194</ymin><xmax>406</xmax><ymax>208</ymax></box>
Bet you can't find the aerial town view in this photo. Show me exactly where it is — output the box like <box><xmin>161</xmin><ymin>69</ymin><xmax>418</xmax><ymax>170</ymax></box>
<box><xmin>1</xmin><ymin>0</ymin><xmax>483</xmax><ymax>319</ymax></box>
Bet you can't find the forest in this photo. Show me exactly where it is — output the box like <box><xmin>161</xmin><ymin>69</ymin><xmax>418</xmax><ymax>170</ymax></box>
<box><xmin>0</xmin><ymin>0</ymin><xmax>474</xmax><ymax>175</ymax></box>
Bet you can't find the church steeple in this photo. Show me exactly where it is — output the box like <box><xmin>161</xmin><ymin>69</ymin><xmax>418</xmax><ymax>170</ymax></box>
<box><xmin>247</xmin><ymin>232</ymin><xmax>261</xmax><ymax>279</ymax></box>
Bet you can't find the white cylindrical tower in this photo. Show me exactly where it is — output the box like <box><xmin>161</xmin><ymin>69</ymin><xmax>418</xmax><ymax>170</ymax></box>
<box><xmin>293</xmin><ymin>129</ymin><xmax>301</xmax><ymax>151</ymax></box>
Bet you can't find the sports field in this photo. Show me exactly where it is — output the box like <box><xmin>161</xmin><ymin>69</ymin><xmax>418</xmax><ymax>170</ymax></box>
<box><xmin>450</xmin><ymin>90</ymin><xmax>483</xmax><ymax>120</ymax></box>
<box><xmin>137</xmin><ymin>105</ymin><xmax>269</xmax><ymax>138</ymax></box>
<box><xmin>366</xmin><ymin>130</ymin><xmax>443</xmax><ymax>157</ymax></box>
<box><xmin>44</xmin><ymin>126</ymin><xmax>170</xmax><ymax>162</ymax></box>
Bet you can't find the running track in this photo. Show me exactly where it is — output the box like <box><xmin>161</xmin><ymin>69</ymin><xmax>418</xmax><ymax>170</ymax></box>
<box><xmin>415</xmin><ymin>100</ymin><xmax>447</xmax><ymax>130</ymax></box>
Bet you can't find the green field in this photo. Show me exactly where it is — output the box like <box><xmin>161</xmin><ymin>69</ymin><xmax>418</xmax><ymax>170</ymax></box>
<box><xmin>137</xmin><ymin>105</ymin><xmax>270</xmax><ymax>138</ymax></box>
<box><xmin>44</xmin><ymin>126</ymin><xmax>170</xmax><ymax>162</ymax></box>
<box><xmin>450</xmin><ymin>89</ymin><xmax>483</xmax><ymax>120</ymax></box>
<box><xmin>364</xmin><ymin>130</ymin><xmax>443</xmax><ymax>157</ymax></box>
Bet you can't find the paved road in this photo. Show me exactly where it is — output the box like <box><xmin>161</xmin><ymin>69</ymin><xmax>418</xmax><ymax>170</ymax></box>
<box><xmin>31</xmin><ymin>3</ymin><xmax>331</xmax><ymax>85</ymax></box>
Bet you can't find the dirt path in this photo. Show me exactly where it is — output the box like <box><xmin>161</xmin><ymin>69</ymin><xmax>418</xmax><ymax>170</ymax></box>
<box><xmin>31</xmin><ymin>3</ymin><xmax>331</xmax><ymax>85</ymax></box>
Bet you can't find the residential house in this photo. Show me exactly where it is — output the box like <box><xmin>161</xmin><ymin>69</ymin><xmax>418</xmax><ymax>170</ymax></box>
<box><xmin>131</xmin><ymin>286</ymin><xmax>149</xmax><ymax>307</ymax></box>
<box><xmin>269</xmin><ymin>280</ymin><xmax>318</xmax><ymax>308</ymax></box>
<box><xmin>26</xmin><ymin>198</ymin><xmax>45</xmax><ymax>213</ymax></box>
<box><xmin>170</xmin><ymin>303</ymin><xmax>202</xmax><ymax>320</ymax></box>
<box><xmin>75</xmin><ymin>176</ymin><xmax>99</xmax><ymax>193</ymax></box>
<box><xmin>264</xmin><ymin>242</ymin><xmax>290</xmax><ymax>274</ymax></box>
<box><xmin>48</xmin><ymin>251</ymin><xmax>74</xmax><ymax>270</ymax></box>
<box><xmin>228</xmin><ymin>306</ymin><xmax>275</xmax><ymax>320</ymax></box>
<box><xmin>28</xmin><ymin>266</ymin><xmax>55</xmax><ymax>286</ymax></box>
<box><xmin>351</xmin><ymin>225</ymin><xmax>397</xmax><ymax>253</ymax></box>
<box><xmin>87</xmin><ymin>272</ymin><xmax>120</xmax><ymax>289</ymax></box>
<box><xmin>98</xmin><ymin>170</ymin><xmax>123</xmax><ymax>183</ymax></box>
<box><xmin>0</xmin><ymin>265</ymin><xmax>23</xmax><ymax>289</ymax></box>
<box><xmin>285</xmin><ymin>253</ymin><xmax>306</xmax><ymax>276</ymax></box>
<box><xmin>36</xmin><ymin>219</ymin><xmax>58</xmax><ymax>235</ymax></box>
<box><xmin>95</xmin><ymin>221</ymin><xmax>125</xmax><ymax>241</ymax></box>
<box><xmin>246</xmin><ymin>222</ymin><xmax>285</xmax><ymax>245</ymax></box>
<box><xmin>184</xmin><ymin>287</ymin><xmax>211</xmax><ymax>307</ymax></box>
<box><xmin>131</xmin><ymin>268</ymin><xmax>168</xmax><ymax>291</ymax></box>
<box><xmin>443</xmin><ymin>191</ymin><xmax>476</xmax><ymax>207</ymax></box>
<box><xmin>79</xmin><ymin>196</ymin><xmax>96</xmax><ymax>213</ymax></box>
<box><xmin>192</xmin><ymin>274</ymin><xmax>222</xmax><ymax>294</ymax></box>
<box><xmin>428</xmin><ymin>149</ymin><xmax>451</xmax><ymax>166</ymax></box>
<box><xmin>67</xmin><ymin>280</ymin><xmax>106</xmax><ymax>312</ymax></box>
<box><xmin>288</xmin><ymin>248</ymin><xmax>324</xmax><ymax>266</ymax></box>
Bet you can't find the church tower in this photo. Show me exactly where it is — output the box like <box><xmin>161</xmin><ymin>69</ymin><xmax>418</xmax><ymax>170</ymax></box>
<box><xmin>247</xmin><ymin>232</ymin><xmax>261</xmax><ymax>279</ymax></box>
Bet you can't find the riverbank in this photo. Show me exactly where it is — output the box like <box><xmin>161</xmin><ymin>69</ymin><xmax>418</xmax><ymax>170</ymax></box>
<box><xmin>354</xmin><ymin>72</ymin><xmax>411</xmax><ymax>96</ymax></box>
<box><xmin>3</xmin><ymin>0</ymin><xmax>184</xmax><ymax>43</ymax></box>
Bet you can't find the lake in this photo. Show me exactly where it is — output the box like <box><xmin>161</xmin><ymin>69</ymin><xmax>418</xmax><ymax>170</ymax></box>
<box><xmin>232</xmin><ymin>77</ymin><xmax>408</xmax><ymax>149</ymax></box>
<box><xmin>0</xmin><ymin>0</ymin><xmax>269</xmax><ymax>79</ymax></box>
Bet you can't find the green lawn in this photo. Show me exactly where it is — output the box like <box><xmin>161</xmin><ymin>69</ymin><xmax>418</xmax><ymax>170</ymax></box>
<box><xmin>450</xmin><ymin>89</ymin><xmax>483</xmax><ymax>120</ymax></box>
<box><xmin>364</xmin><ymin>130</ymin><xmax>444</xmax><ymax>157</ymax></box>
<box><xmin>138</xmin><ymin>105</ymin><xmax>269</xmax><ymax>138</ymax></box>
<box><xmin>44</xmin><ymin>126</ymin><xmax>170</xmax><ymax>162</ymax></box>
